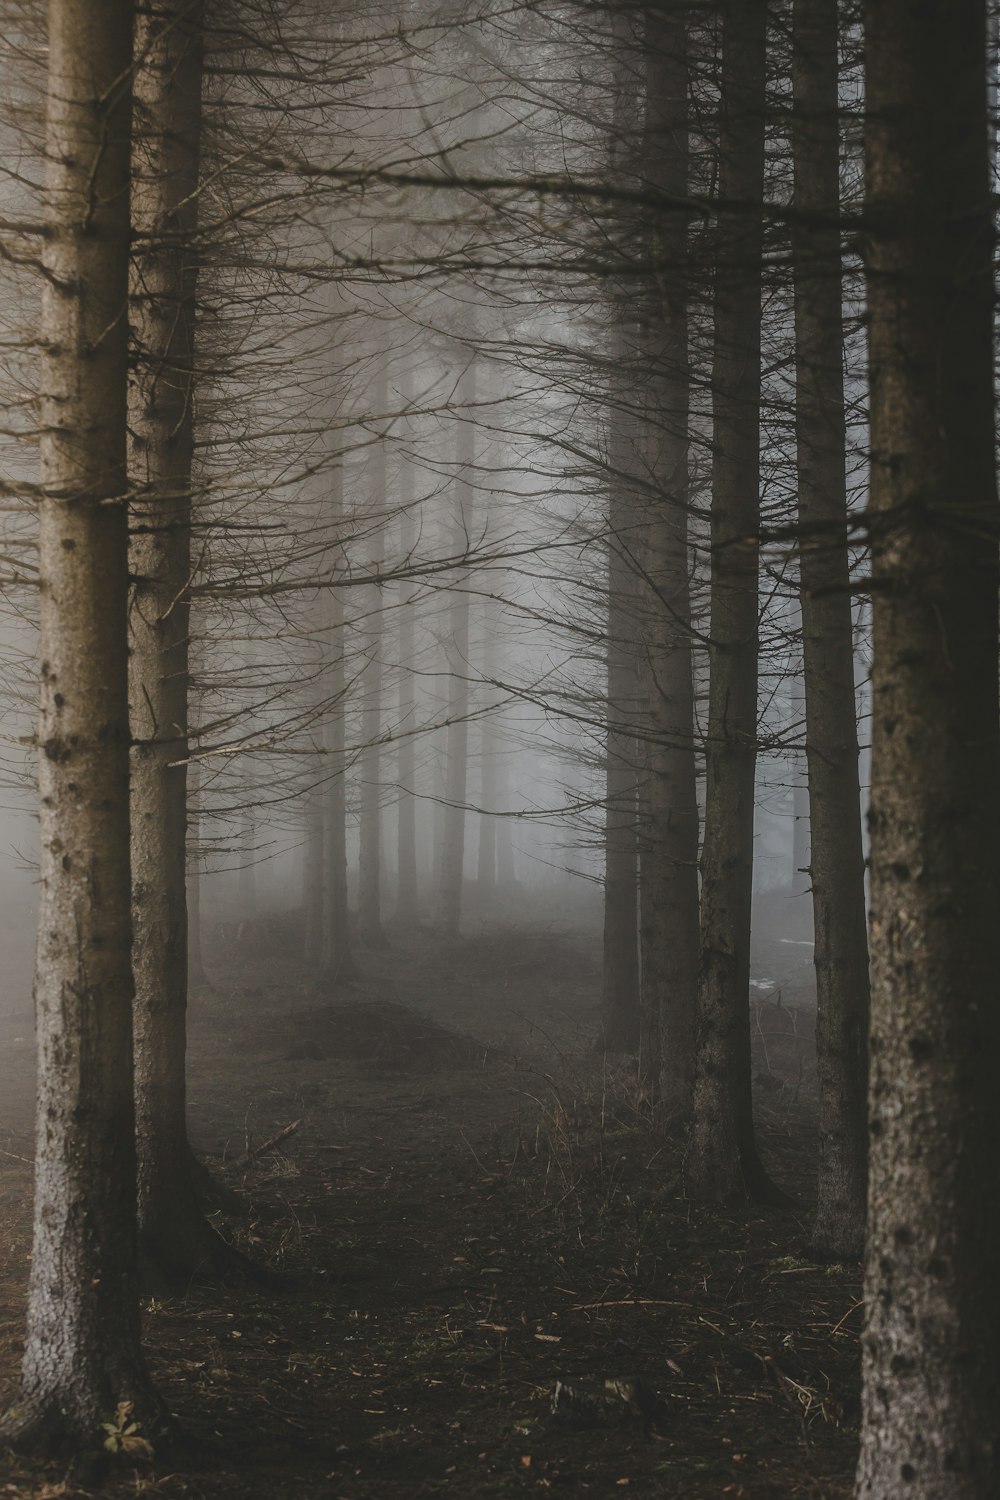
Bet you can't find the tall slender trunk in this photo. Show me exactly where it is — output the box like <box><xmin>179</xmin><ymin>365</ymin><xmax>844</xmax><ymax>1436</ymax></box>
<box><xmin>476</xmin><ymin>598</ymin><xmax>500</xmax><ymax>900</ymax></box>
<box><xmin>320</xmin><ymin>459</ymin><xmax>357</xmax><ymax>982</ymax></box>
<box><xmin>496</xmin><ymin>765</ymin><xmax>516</xmax><ymax>888</ymax></box>
<box><xmin>238</xmin><ymin>808</ymin><xmax>257</xmax><ymax>919</ymax></box>
<box><xmin>358</xmin><ymin>365</ymin><xmax>387</xmax><ymax>947</ymax></box>
<box><xmin>435</xmin><ymin>359</ymin><xmax>476</xmax><ymax>937</ymax></box>
<box><xmin>187</xmin><ymin>762</ymin><xmax>207</xmax><ymax>986</ymax></box>
<box><xmin>302</xmin><ymin>778</ymin><xmax>324</xmax><ymax>967</ymax></box>
<box><xmin>602</xmin><ymin>401</ymin><xmax>640</xmax><ymax>1053</ymax></box>
<box><xmin>396</xmin><ymin>402</ymin><xmax>420</xmax><ymax>924</ymax></box>
<box><xmin>790</xmin><ymin>758</ymin><xmax>810</xmax><ymax>897</ymax></box>
<box><xmin>128</xmin><ymin>0</ymin><xmax>220</xmax><ymax>1283</ymax></box>
<box><xmin>0</xmin><ymin>0</ymin><xmax>163</xmax><ymax>1446</ymax></box>
<box><xmin>856</xmin><ymin>3</ymin><xmax>1000</xmax><ymax>1493</ymax></box>
<box><xmin>638</xmin><ymin>7</ymin><xmax>700</xmax><ymax>1109</ymax></box>
<box><xmin>791</xmin><ymin>0</ymin><xmax>869</xmax><ymax>1260</ymax></box>
<box><xmin>687</xmin><ymin>0</ymin><xmax>775</xmax><ymax>1203</ymax></box>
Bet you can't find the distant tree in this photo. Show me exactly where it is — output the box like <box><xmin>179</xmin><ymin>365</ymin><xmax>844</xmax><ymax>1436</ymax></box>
<box><xmin>434</xmin><ymin>357</ymin><xmax>477</xmax><ymax>937</ymax></box>
<box><xmin>357</xmin><ymin>360</ymin><xmax>390</xmax><ymax>949</ymax></box>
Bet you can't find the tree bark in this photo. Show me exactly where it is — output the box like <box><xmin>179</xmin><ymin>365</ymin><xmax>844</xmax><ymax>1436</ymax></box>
<box><xmin>601</xmin><ymin>401</ymin><xmax>641</xmax><ymax>1053</ymax></box>
<box><xmin>856</xmin><ymin>3</ymin><xmax>1000</xmax><ymax>1493</ymax></box>
<box><xmin>435</xmin><ymin>359</ymin><xmax>476</xmax><ymax>937</ymax></box>
<box><xmin>320</xmin><ymin>458</ymin><xmax>357</xmax><ymax>983</ymax></box>
<box><xmin>0</xmin><ymin>0</ymin><xmax>164</xmax><ymax>1447</ymax></box>
<box><xmin>129</xmin><ymin>0</ymin><xmax>253</xmax><ymax>1286</ymax></box>
<box><xmin>187</xmin><ymin>762</ymin><xmax>207</xmax><ymax>987</ymax></box>
<box><xmin>637</xmin><ymin>5</ymin><xmax>700</xmax><ymax>1109</ymax></box>
<box><xmin>791</xmin><ymin>0</ymin><xmax>869</xmax><ymax>1261</ymax></box>
<box><xmin>302</xmin><ymin>779</ymin><xmax>325</xmax><ymax>966</ymax></box>
<box><xmin>396</xmin><ymin>400</ymin><xmax>420</xmax><ymax>925</ymax></box>
<box><xmin>476</xmin><ymin>595</ymin><xmax>501</xmax><ymax>901</ymax></box>
<box><xmin>358</xmin><ymin>365</ymin><xmax>388</xmax><ymax>948</ymax></box>
<box><xmin>687</xmin><ymin>0</ymin><xmax>775</xmax><ymax>1203</ymax></box>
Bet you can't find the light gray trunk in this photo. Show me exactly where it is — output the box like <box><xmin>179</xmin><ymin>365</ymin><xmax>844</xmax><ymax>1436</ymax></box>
<box><xmin>358</xmin><ymin>365</ymin><xmax>387</xmax><ymax>947</ymax></box>
<box><xmin>396</xmin><ymin>397</ymin><xmax>420</xmax><ymax>924</ymax></box>
<box><xmin>435</xmin><ymin>360</ymin><xmax>476</xmax><ymax>937</ymax></box>
<box><xmin>476</xmin><ymin>598</ymin><xmax>501</xmax><ymax>899</ymax></box>
<box><xmin>302</xmin><ymin>779</ymin><xmax>325</xmax><ymax>967</ymax></box>
<box><xmin>320</xmin><ymin>459</ymin><xmax>357</xmax><ymax>982</ymax></box>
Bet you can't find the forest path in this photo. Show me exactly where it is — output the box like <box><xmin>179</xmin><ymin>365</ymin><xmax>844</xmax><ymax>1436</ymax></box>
<box><xmin>0</xmin><ymin>912</ymin><xmax>858</xmax><ymax>1499</ymax></box>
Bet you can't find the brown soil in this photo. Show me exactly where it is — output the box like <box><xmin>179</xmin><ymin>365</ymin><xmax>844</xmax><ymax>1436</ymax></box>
<box><xmin>0</xmin><ymin>911</ymin><xmax>859</xmax><ymax>1499</ymax></box>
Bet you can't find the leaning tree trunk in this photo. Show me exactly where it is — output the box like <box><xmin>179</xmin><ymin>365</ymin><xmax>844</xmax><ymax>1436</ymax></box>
<box><xmin>791</xmin><ymin>0</ymin><xmax>869</xmax><ymax>1262</ymax></box>
<box><xmin>687</xmin><ymin>0</ymin><xmax>776</xmax><ymax>1204</ymax></box>
<box><xmin>0</xmin><ymin>0</ymin><xmax>164</xmax><ymax>1447</ymax></box>
<box><xmin>856</xmin><ymin>3</ymin><xmax>1000</xmax><ymax>1495</ymax></box>
<box><xmin>435</xmin><ymin>359</ymin><xmax>476</xmax><ymax>937</ymax></box>
<box><xmin>637</xmin><ymin>6</ymin><xmax>700</xmax><ymax>1110</ymax></box>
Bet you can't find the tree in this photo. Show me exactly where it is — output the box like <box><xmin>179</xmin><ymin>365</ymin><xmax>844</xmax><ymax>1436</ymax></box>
<box><xmin>637</xmin><ymin>0</ymin><xmax>701</xmax><ymax>1111</ymax></box>
<box><xmin>856</xmin><ymin>1</ymin><xmax>1000</xmax><ymax>1493</ymax></box>
<box><xmin>687</xmin><ymin>0</ymin><xmax>774</xmax><ymax>1203</ymax></box>
<box><xmin>357</xmin><ymin>360</ymin><xmax>389</xmax><ymax>949</ymax></box>
<box><xmin>0</xmin><ymin>0</ymin><xmax>163</xmax><ymax>1446</ymax></box>
<box><xmin>128</xmin><ymin>0</ymin><xmax>241</xmax><ymax>1284</ymax></box>
<box><xmin>320</xmin><ymin>455</ymin><xmax>359</xmax><ymax>983</ymax></box>
<box><xmin>434</xmin><ymin>356</ymin><xmax>476</xmax><ymax>937</ymax></box>
<box><xmin>791</xmin><ymin>0</ymin><xmax>869</xmax><ymax>1260</ymax></box>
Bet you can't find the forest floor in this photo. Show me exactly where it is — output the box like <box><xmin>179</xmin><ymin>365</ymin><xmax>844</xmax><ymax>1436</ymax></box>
<box><xmin>0</xmin><ymin>896</ymin><xmax>860</xmax><ymax>1499</ymax></box>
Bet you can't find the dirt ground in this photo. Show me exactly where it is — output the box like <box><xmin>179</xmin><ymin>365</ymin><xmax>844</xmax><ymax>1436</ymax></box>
<box><xmin>0</xmin><ymin>903</ymin><xmax>860</xmax><ymax>1499</ymax></box>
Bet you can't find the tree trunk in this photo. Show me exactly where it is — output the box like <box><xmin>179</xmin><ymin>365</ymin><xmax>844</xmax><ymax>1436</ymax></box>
<box><xmin>856</xmin><ymin>3</ymin><xmax>1000</xmax><ymax>1493</ymax></box>
<box><xmin>302</xmin><ymin>780</ymin><xmax>325</xmax><ymax>967</ymax></box>
<box><xmin>687</xmin><ymin>0</ymin><xmax>775</xmax><ymax>1204</ymax></box>
<box><xmin>496</xmin><ymin>789</ymin><xmax>516</xmax><ymax>887</ymax></box>
<box><xmin>238</xmin><ymin>808</ymin><xmax>257</xmax><ymax>919</ymax></box>
<box><xmin>396</xmin><ymin>402</ymin><xmax>420</xmax><ymax>924</ymax></box>
<box><xmin>320</xmin><ymin>458</ymin><xmax>357</xmax><ymax>983</ymax></box>
<box><xmin>435</xmin><ymin>359</ymin><xmax>476</xmax><ymax>937</ymax></box>
<box><xmin>476</xmin><ymin>596</ymin><xmax>501</xmax><ymax>901</ymax></box>
<box><xmin>128</xmin><ymin>0</ymin><xmax>252</xmax><ymax>1286</ymax></box>
<box><xmin>358</xmin><ymin>365</ymin><xmax>388</xmax><ymax>948</ymax></box>
<box><xmin>637</xmin><ymin>6</ymin><xmax>700</xmax><ymax>1109</ymax></box>
<box><xmin>791</xmin><ymin>0</ymin><xmax>869</xmax><ymax>1261</ymax></box>
<box><xmin>187</xmin><ymin>763</ymin><xmax>207</xmax><ymax>987</ymax></box>
<box><xmin>0</xmin><ymin>0</ymin><xmax>163</xmax><ymax>1447</ymax></box>
<box><xmin>601</xmin><ymin>402</ymin><xmax>640</xmax><ymax>1053</ymax></box>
